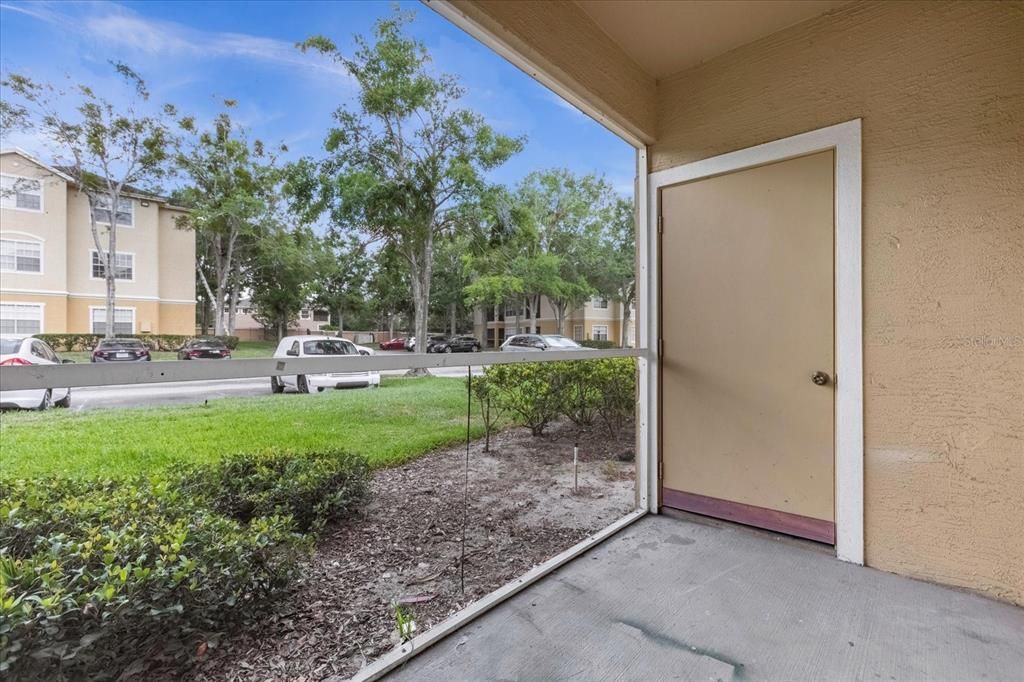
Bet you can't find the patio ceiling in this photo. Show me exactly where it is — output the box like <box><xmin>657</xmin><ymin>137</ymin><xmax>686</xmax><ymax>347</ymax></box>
<box><xmin>574</xmin><ymin>0</ymin><xmax>852</xmax><ymax>80</ymax></box>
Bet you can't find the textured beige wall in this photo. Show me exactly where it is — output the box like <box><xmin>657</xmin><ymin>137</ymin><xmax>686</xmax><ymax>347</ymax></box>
<box><xmin>0</xmin><ymin>292</ymin><xmax>67</xmax><ymax>333</ymax></box>
<box><xmin>444</xmin><ymin>0</ymin><xmax>657</xmax><ymax>143</ymax></box>
<box><xmin>158</xmin><ymin>302</ymin><xmax>196</xmax><ymax>335</ymax></box>
<box><xmin>0</xmin><ymin>153</ymin><xmax>68</xmax><ymax>293</ymax></box>
<box><xmin>653</xmin><ymin>1</ymin><xmax>1024</xmax><ymax>604</ymax></box>
<box><xmin>157</xmin><ymin>207</ymin><xmax>196</xmax><ymax>302</ymax></box>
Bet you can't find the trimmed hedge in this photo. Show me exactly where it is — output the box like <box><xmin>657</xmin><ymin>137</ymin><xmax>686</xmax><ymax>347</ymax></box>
<box><xmin>173</xmin><ymin>450</ymin><xmax>370</xmax><ymax>533</ymax></box>
<box><xmin>36</xmin><ymin>334</ymin><xmax>240</xmax><ymax>352</ymax></box>
<box><xmin>0</xmin><ymin>450</ymin><xmax>369</xmax><ymax>679</ymax></box>
<box><xmin>579</xmin><ymin>339</ymin><xmax>619</xmax><ymax>349</ymax></box>
<box><xmin>479</xmin><ymin>358</ymin><xmax>636</xmax><ymax>437</ymax></box>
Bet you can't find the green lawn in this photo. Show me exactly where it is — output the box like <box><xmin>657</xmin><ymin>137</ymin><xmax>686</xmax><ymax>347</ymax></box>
<box><xmin>60</xmin><ymin>340</ymin><xmax>278</xmax><ymax>364</ymax></box>
<box><xmin>0</xmin><ymin>377</ymin><xmax>482</xmax><ymax>479</ymax></box>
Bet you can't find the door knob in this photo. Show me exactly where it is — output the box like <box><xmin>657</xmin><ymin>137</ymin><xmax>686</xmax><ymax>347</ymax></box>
<box><xmin>811</xmin><ymin>371</ymin><xmax>831</xmax><ymax>386</ymax></box>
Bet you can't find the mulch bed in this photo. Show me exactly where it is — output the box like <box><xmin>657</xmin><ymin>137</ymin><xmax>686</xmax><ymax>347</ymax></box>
<box><xmin>183</xmin><ymin>421</ymin><xmax>636</xmax><ymax>681</ymax></box>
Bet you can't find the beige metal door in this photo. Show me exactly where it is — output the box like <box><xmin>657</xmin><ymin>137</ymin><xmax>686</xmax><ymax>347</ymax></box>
<box><xmin>660</xmin><ymin>150</ymin><xmax>836</xmax><ymax>543</ymax></box>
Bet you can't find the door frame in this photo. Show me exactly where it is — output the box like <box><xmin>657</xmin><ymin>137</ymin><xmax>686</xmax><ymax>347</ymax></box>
<box><xmin>645</xmin><ymin>119</ymin><xmax>863</xmax><ymax>564</ymax></box>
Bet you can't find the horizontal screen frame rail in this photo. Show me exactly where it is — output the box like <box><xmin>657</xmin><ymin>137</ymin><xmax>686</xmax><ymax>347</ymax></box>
<box><xmin>0</xmin><ymin>348</ymin><xmax>646</xmax><ymax>391</ymax></box>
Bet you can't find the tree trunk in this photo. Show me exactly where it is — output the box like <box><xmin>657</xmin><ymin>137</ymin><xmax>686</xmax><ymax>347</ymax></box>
<box><xmin>407</xmin><ymin>237</ymin><xmax>433</xmax><ymax>376</ymax></box>
<box><xmin>104</xmin><ymin>219</ymin><xmax>117</xmax><ymax>338</ymax></box>
<box><xmin>337</xmin><ymin>307</ymin><xmax>345</xmax><ymax>336</ymax></box>
<box><xmin>530</xmin><ymin>294</ymin><xmax>541</xmax><ymax>334</ymax></box>
<box><xmin>227</xmin><ymin>282</ymin><xmax>240</xmax><ymax>336</ymax></box>
<box><xmin>620</xmin><ymin>296</ymin><xmax>633</xmax><ymax>347</ymax></box>
<box><xmin>512</xmin><ymin>302</ymin><xmax>519</xmax><ymax>338</ymax></box>
<box><xmin>389</xmin><ymin>314</ymin><xmax>395</xmax><ymax>338</ymax></box>
<box><xmin>449</xmin><ymin>301</ymin><xmax>456</xmax><ymax>336</ymax></box>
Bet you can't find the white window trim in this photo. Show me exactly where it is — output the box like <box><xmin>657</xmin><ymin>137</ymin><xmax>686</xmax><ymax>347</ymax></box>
<box><xmin>91</xmin><ymin>194</ymin><xmax>135</xmax><ymax>228</ymax></box>
<box><xmin>647</xmin><ymin>119</ymin><xmax>864</xmax><ymax>565</ymax></box>
<box><xmin>591</xmin><ymin>324</ymin><xmax>609</xmax><ymax>341</ymax></box>
<box><xmin>591</xmin><ymin>297</ymin><xmax>609</xmax><ymax>309</ymax></box>
<box><xmin>88</xmin><ymin>305</ymin><xmax>136</xmax><ymax>335</ymax></box>
<box><xmin>0</xmin><ymin>301</ymin><xmax>45</xmax><ymax>334</ymax></box>
<box><xmin>90</xmin><ymin>249</ymin><xmax>136</xmax><ymax>282</ymax></box>
<box><xmin>0</xmin><ymin>173</ymin><xmax>44</xmax><ymax>213</ymax></box>
<box><xmin>0</xmin><ymin>234</ymin><xmax>44</xmax><ymax>275</ymax></box>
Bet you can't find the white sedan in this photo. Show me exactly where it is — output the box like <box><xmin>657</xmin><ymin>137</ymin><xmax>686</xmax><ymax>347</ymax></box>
<box><xmin>0</xmin><ymin>335</ymin><xmax>73</xmax><ymax>410</ymax></box>
<box><xmin>270</xmin><ymin>335</ymin><xmax>380</xmax><ymax>393</ymax></box>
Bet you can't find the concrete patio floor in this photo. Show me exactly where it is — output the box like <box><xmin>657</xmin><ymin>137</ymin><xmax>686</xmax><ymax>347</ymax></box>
<box><xmin>387</xmin><ymin>512</ymin><xmax>1024</xmax><ymax>681</ymax></box>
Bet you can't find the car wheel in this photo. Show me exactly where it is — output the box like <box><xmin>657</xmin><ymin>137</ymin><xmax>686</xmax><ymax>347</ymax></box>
<box><xmin>297</xmin><ymin>375</ymin><xmax>310</xmax><ymax>394</ymax></box>
<box><xmin>54</xmin><ymin>390</ymin><xmax>71</xmax><ymax>408</ymax></box>
<box><xmin>444</xmin><ymin>346</ymin><xmax>453</xmax><ymax>353</ymax></box>
<box><xmin>473</xmin><ymin>345</ymin><xmax>481</xmax><ymax>352</ymax></box>
<box><xmin>317</xmin><ymin>387</ymin><xmax>326</xmax><ymax>393</ymax></box>
<box><xmin>270</xmin><ymin>376</ymin><xmax>284</xmax><ymax>394</ymax></box>
<box><xmin>37</xmin><ymin>389</ymin><xmax>52</xmax><ymax>411</ymax></box>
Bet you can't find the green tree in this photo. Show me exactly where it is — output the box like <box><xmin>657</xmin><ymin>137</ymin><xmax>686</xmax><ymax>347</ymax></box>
<box><xmin>174</xmin><ymin>107</ymin><xmax>282</xmax><ymax>336</ymax></box>
<box><xmin>1</xmin><ymin>65</ymin><xmax>173</xmax><ymax>338</ymax></box>
<box><xmin>315</xmin><ymin>235</ymin><xmax>371</xmax><ymax>335</ymax></box>
<box><xmin>292</xmin><ymin>11</ymin><xmax>523</xmax><ymax>370</ymax></box>
<box><xmin>365</xmin><ymin>244</ymin><xmax>413</xmax><ymax>336</ymax></box>
<box><xmin>593</xmin><ymin>197</ymin><xmax>637</xmax><ymax>346</ymax></box>
<box><xmin>248</xmin><ymin>225</ymin><xmax>322</xmax><ymax>341</ymax></box>
<box><xmin>517</xmin><ymin>170</ymin><xmax>614</xmax><ymax>334</ymax></box>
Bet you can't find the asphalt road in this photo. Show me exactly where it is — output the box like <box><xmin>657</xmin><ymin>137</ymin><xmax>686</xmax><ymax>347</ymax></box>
<box><xmin>67</xmin><ymin>363</ymin><xmax>485</xmax><ymax>412</ymax></box>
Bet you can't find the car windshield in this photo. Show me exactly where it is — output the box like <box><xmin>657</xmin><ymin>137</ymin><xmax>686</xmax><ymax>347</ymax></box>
<box><xmin>0</xmin><ymin>338</ymin><xmax>24</xmax><ymax>354</ymax></box>
<box><xmin>542</xmin><ymin>335</ymin><xmax>581</xmax><ymax>348</ymax></box>
<box><xmin>303</xmin><ymin>340</ymin><xmax>353</xmax><ymax>355</ymax></box>
<box><xmin>192</xmin><ymin>340</ymin><xmax>226</xmax><ymax>349</ymax></box>
<box><xmin>101</xmin><ymin>340</ymin><xmax>144</xmax><ymax>349</ymax></box>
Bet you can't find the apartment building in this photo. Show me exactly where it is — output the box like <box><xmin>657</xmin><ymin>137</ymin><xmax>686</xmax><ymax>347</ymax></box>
<box><xmin>474</xmin><ymin>295</ymin><xmax>636</xmax><ymax>348</ymax></box>
<box><xmin>0</xmin><ymin>149</ymin><xmax>195</xmax><ymax>336</ymax></box>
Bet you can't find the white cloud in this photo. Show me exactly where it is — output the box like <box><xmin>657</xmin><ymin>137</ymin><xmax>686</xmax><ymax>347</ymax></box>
<box><xmin>1</xmin><ymin>1</ymin><xmax>353</xmax><ymax>81</ymax></box>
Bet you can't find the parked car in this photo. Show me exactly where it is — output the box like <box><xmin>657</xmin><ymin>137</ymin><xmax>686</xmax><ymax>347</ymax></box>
<box><xmin>424</xmin><ymin>335</ymin><xmax>451</xmax><ymax>353</ymax></box>
<box><xmin>432</xmin><ymin>335</ymin><xmax>482</xmax><ymax>353</ymax></box>
<box><xmin>500</xmin><ymin>334</ymin><xmax>591</xmax><ymax>351</ymax></box>
<box><xmin>177</xmin><ymin>338</ymin><xmax>231</xmax><ymax>360</ymax></box>
<box><xmin>270</xmin><ymin>335</ymin><xmax>380</xmax><ymax>393</ymax></box>
<box><xmin>379</xmin><ymin>337</ymin><xmax>408</xmax><ymax>351</ymax></box>
<box><xmin>0</xmin><ymin>335</ymin><xmax>72</xmax><ymax>410</ymax></box>
<box><xmin>91</xmin><ymin>338</ymin><xmax>151</xmax><ymax>362</ymax></box>
<box><xmin>405</xmin><ymin>335</ymin><xmax>448</xmax><ymax>352</ymax></box>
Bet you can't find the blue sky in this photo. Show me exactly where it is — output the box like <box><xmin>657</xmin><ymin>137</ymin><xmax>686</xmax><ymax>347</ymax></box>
<box><xmin>0</xmin><ymin>0</ymin><xmax>635</xmax><ymax>195</ymax></box>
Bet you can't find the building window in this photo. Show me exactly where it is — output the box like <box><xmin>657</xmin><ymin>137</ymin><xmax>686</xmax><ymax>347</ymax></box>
<box><xmin>91</xmin><ymin>195</ymin><xmax>134</xmax><ymax>227</ymax></box>
<box><xmin>592</xmin><ymin>324</ymin><xmax>609</xmax><ymax>341</ymax></box>
<box><xmin>91</xmin><ymin>307</ymin><xmax>135</xmax><ymax>335</ymax></box>
<box><xmin>91</xmin><ymin>251</ymin><xmax>134</xmax><ymax>280</ymax></box>
<box><xmin>573</xmin><ymin>324</ymin><xmax>584</xmax><ymax>341</ymax></box>
<box><xmin>0</xmin><ymin>175</ymin><xmax>43</xmax><ymax>211</ymax></box>
<box><xmin>592</xmin><ymin>297</ymin><xmax>609</xmax><ymax>309</ymax></box>
<box><xmin>300</xmin><ymin>309</ymin><xmax>312</xmax><ymax>320</ymax></box>
<box><xmin>0</xmin><ymin>303</ymin><xmax>43</xmax><ymax>334</ymax></box>
<box><xmin>0</xmin><ymin>238</ymin><xmax>42</xmax><ymax>273</ymax></box>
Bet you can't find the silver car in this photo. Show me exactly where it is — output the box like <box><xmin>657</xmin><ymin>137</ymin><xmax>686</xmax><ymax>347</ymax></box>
<box><xmin>0</xmin><ymin>335</ymin><xmax>72</xmax><ymax>410</ymax></box>
<box><xmin>499</xmin><ymin>334</ymin><xmax>590</xmax><ymax>351</ymax></box>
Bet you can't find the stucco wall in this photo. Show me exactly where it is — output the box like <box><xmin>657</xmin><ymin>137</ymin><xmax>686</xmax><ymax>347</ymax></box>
<box><xmin>652</xmin><ymin>0</ymin><xmax>1023</xmax><ymax>604</ymax></box>
<box><xmin>157</xmin><ymin>207</ymin><xmax>196</xmax><ymax>303</ymax></box>
<box><xmin>1</xmin><ymin>153</ymin><xmax>68</xmax><ymax>293</ymax></box>
<box><xmin>158</xmin><ymin>302</ymin><xmax>196</xmax><ymax>335</ymax></box>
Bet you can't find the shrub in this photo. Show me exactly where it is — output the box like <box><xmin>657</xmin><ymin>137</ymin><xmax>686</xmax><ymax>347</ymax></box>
<box><xmin>0</xmin><ymin>476</ymin><xmax>311</xmax><ymax>679</ymax></box>
<box><xmin>35</xmin><ymin>334</ymin><xmax>239</xmax><ymax>352</ymax></box>
<box><xmin>172</xmin><ymin>450</ymin><xmax>370</xmax><ymax>533</ymax></box>
<box><xmin>483</xmin><ymin>358</ymin><xmax>636</xmax><ymax>438</ymax></box>
<box><xmin>483</xmin><ymin>363</ymin><xmax>566</xmax><ymax>436</ymax></box>
<box><xmin>579</xmin><ymin>339</ymin><xmax>618</xmax><ymax>349</ymax></box>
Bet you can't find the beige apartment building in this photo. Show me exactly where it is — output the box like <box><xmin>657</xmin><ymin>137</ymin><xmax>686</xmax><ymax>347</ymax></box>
<box><xmin>474</xmin><ymin>295</ymin><xmax>636</xmax><ymax>348</ymax></box>
<box><xmin>0</xmin><ymin>149</ymin><xmax>195</xmax><ymax>336</ymax></box>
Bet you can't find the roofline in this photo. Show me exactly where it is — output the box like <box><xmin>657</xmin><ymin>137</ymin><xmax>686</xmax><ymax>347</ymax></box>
<box><xmin>0</xmin><ymin>147</ymin><xmax>75</xmax><ymax>183</ymax></box>
<box><xmin>1</xmin><ymin>147</ymin><xmax>182</xmax><ymax>207</ymax></box>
